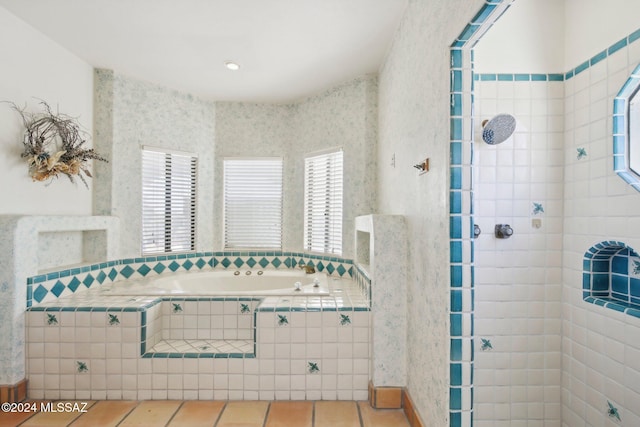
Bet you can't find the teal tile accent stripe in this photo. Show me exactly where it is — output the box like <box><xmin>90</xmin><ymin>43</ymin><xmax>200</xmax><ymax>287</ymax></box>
<box><xmin>26</xmin><ymin>251</ymin><xmax>355</xmax><ymax>308</ymax></box>
<box><xmin>475</xmin><ymin>26</ymin><xmax>640</xmax><ymax>84</ymax></box>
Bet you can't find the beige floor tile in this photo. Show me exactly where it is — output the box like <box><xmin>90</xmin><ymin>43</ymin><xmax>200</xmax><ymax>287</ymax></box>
<box><xmin>70</xmin><ymin>400</ymin><xmax>137</xmax><ymax>427</ymax></box>
<box><xmin>314</xmin><ymin>401</ymin><xmax>360</xmax><ymax>427</ymax></box>
<box><xmin>358</xmin><ymin>401</ymin><xmax>410</xmax><ymax>427</ymax></box>
<box><xmin>0</xmin><ymin>401</ymin><xmax>52</xmax><ymax>427</ymax></box>
<box><xmin>167</xmin><ymin>401</ymin><xmax>225</xmax><ymax>427</ymax></box>
<box><xmin>118</xmin><ymin>400</ymin><xmax>181</xmax><ymax>427</ymax></box>
<box><xmin>265</xmin><ymin>401</ymin><xmax>313</xmax><ymax>427</ymax></box>
<box><xmin>216</xmin><ymin>401</ymin><xmax>269</xmax><ymax>427</ymax></box>
<box><xmin>19</xmin><ymin>401</ymin><xmax>95</xmax><ymax>427</ymax></box>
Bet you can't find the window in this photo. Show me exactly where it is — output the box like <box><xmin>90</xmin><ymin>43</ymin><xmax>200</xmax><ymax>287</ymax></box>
<box><xmin>141</xmin><ymin>147</ymin><xmax>197</xmax><ymax>255</ymax></box>
<box><xmin>223</xmin><ymin>158</ymin><xmax>283</xmax><ymax>249</ymax></box>
<box><xmin>304</xmin><ymin>149</ymin><xmax>343</xmax><ymax>255</ymax></box>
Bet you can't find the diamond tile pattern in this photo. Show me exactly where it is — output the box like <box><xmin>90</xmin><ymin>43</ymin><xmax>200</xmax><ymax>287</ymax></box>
<box><xmin>147</xmin><ymin>338</ymin><xmax>254</xmax><ymax>355</ymax></box>
<box><xmin>25</xmin><ymin>251</ymin><xmax>358</xmax><ymax>307</ymax></box>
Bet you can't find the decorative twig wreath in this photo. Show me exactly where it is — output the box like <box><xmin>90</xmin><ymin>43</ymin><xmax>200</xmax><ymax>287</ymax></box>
<box><xmin>8</xmin><ymin>100</ymin><xmax>107</xmax><ymax>187</ymax></box>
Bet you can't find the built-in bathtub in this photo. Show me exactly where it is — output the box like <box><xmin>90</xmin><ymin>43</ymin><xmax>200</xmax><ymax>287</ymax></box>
<box><xmin>98</xmin><ymin>269</ymin><xmax>330</xmax><ymax>296</ymax></box>
<box><xmin>26</xmin><ymin>262</ymin><xmax>371</xmax><ymax>400</ymax></box>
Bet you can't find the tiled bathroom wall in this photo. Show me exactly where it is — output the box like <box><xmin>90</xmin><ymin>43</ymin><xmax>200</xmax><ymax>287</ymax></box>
<box><xmin>562</xmin><ymin>30</ymin><xmax>640</xmax><ymax>427</ymax></box>
<box><xmin>473</xmin><ymin>76</ymin><xmax>564</xmax><ymax>425</ymax></box>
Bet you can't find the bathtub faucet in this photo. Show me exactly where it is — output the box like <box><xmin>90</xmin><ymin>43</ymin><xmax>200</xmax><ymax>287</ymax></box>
<box><xmin>299</xmin><ymin>263</ymin><xmax>316</xmax><ymax>274</ymax></box>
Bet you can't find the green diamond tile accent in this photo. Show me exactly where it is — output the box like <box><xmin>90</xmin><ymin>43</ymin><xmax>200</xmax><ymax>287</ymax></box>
<box><xmin>153</xmin><ymin>263</ymin><xmax>166</xmax><ymax>274</ymax></box>
<box><xmin>183</xmin><ymin>259</ymin><xmax>193</xmax><ymax>270</ymax></box>
<box><xmin>82</xmin><ymin>274</ymin><xmax>95</xmax><ymax>288</ymax></box>
<box><xmin>76</xmin><ymin>361</ymin><xmax>89</xmax><ymax>373</ymax></box>
<box><xmin>96</xmin><ymin>271</ymin><xmax>107</xmax><ymax>284</ymax></box>
<box><xmin>195</xmin><ymin>258</ymin><xmax>206</xmax><ymax>269</ymax></box>
<box><xmin>336</xmin><ymin>264</ymin><xmax>346</xmax><ymax>276</ymax></box>
<box><xmin>120</xmin><ymin>265</ymin><xmax>135</xmax><ymax>278</ymax></box>
<box><xmin>316</xmin><ymin>261</ymin><xmax>324</xmax><ymax>272</ymax></box>
<box><xmin>272</xmin><ymin>257</ymin><xmax>282</xmax><ymax>268</ymax></box>
<box><xmin>212</xmin><ymin>258</ymin><xmax>218</xmax><ymax>267</ymax></box>
<box><xmin>168</xmin><ymin>261</ymin><xmax>180</xmax><ymax>272</ymax></box>
<box><xmin>51</xmin><ymin>280</ymin><xmax>65</xmax><ymax>297</ymax></box>
<box><xmin>258</xmin><ymin>257</ymin><xmax>269</xmax><ymax>268</ymax></box>
<box><xmin>67</xmin><ymin>277</ymin><xmax>81</xmax><ymax>293</ymax></box>
<box><xmin>233</xmin><ymin>257</ymin><xmax>244</xmax><ymax>268</ymax></box>
<box><xmin>108</xmin><ymin>268</ymin><xmax>118</xmax><ymax>281</ymax></box>
<box><xmin>137</xmin><ymin>264</ymin><xmax>151</xmax><ymax>276</ymax></box>
<box><xmin>33</xmin><ymin>285</ymin><xmax>48</xmax><ymax>303</ymax></box>
<box><xmin>326</xmin><ymin>263</ymin><xmax>335</xmax><ymax>274</ymax></box>
<box><xmin>246</xmin><ymin>257</ymin><xmax>257</xmax><ymax>268</ymax></box>
<box><xmin>221</xmin><ymin>258</ymin><xmax>231</xmax><ymax>268</ymax></box>
<box><xmin>284</xmin><ymin>257</ymin><xmax>292</xmax><ymax>268</ymax></box>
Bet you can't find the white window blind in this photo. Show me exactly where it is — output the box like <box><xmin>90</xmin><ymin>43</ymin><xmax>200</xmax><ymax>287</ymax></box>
<box><xmin>141</xmin><ymin>148</ymin><xmax>197</xmax><ymax>255</ymax></box>
<box><xmin>224</xmin><ymin>158</ymin><xmax>283</xmax><ymax>249</ymax></box>
<box><xmin>304</xmin><ymin>149</ymin><xmax>343</xmax><ymax>255</ymax></box>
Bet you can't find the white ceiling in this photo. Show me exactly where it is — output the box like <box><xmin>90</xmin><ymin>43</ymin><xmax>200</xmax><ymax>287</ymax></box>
<box><xmin>0</xmin><ymin>0</ymin><xmax>408</xmax><ymax>103</ymax></box>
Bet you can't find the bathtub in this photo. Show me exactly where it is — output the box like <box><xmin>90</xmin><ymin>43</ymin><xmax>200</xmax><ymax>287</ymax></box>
<box><xmin>99</xmin><ymin>269</ymin><xmax>330</xmax><ymax>296</ymax></box>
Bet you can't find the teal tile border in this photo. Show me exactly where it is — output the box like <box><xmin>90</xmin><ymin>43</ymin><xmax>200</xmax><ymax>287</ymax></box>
<box><xmin>474</xmin><ymin>25</ymin><xmax>640</xmax><ymax>83</ymax></box>
<box><xmin>25</xmin><ymin>251</ymin><xmax>357</xmax><ymax>308</ymax></box>
<box><xmin>450</xmin><ymin>2</ymin><xmax>518</xmax><ymax>425</ymax></box>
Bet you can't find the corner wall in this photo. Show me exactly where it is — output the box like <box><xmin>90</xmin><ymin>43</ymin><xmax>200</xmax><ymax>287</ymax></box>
<box><xmin>377</xmin><ymin>0</ymin><xmax>484</xmax><ymax>424</ymax></box>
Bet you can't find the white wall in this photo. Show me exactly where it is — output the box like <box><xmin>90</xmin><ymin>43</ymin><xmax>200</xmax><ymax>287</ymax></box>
<box><xmin>0</xmin><ymin>6</ymin><xmax>94</xmax><ymax>215</ymax></box>
<box><xmin>474</xmin><ymin>0</ymin><xmax>564</xmax><ymax>73</ymax></box>
<box><xmin>377</xmin><ymin>0</ymin><xmax>484</xmax><ymax>424</ymax></box>
<box><xmin>564</xmin><ymin>0</ymin><xmax>640</xmax><ymax>69</ymax></box>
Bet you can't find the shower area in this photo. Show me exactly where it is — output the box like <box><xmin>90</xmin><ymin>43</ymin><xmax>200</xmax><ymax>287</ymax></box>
<box><xmin>471</xmin><ymin>10</ymin><xmax>565</xmax><ymax>424</ymax></box>
<box><xmin>453</xmin><ymin>0</ymin><xmax>640</xmax><ymax>426</ymax></box>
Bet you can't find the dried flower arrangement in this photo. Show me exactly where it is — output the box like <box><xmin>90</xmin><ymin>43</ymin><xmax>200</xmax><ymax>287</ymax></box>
<box><xmin>8</xmin><ymin>100</ymin><xmax>107</xmax><ymax>187</ymax></box>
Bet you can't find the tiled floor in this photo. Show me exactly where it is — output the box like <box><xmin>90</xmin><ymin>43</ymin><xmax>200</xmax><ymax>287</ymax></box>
<box><xmin>0</xmin><ymin>400</ymin><xmax>410</xmax><ymax>426</ymax></box>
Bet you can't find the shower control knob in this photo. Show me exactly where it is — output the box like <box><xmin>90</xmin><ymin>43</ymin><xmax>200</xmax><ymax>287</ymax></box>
<box><xmin>494</xmin><ymin>224</ymin><xmax>513</xmax><ymax>239</ymax></box>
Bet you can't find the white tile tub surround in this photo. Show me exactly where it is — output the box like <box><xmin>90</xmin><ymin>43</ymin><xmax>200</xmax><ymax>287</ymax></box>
<box><xmin>0</xmin><ymin>215</ymin><xmax>119</xmax><ymax>385</ymax></box>
<box><xmin>26</xmin><ymin>277</ymin><xmax>370</xmax><ymax>400</ymax></box>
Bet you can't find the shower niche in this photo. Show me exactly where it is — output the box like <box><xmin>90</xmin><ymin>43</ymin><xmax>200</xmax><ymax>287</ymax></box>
<box><xmin>355</xmin><ymin>214</ymin><xmax>407</xmax><ymax>399</ymax></box>
<box><xmin>583</xmin><ymin>240</ymin><xmax>640</xmax><ymax>318</ymax></box>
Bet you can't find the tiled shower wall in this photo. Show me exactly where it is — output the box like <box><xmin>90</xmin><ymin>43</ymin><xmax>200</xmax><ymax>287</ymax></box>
<box><xmin>473</xmin><ymin>77</ymin><xmax>564</xmax><ymax>425</ymax></box>
<box><xmin>562</xmin><ymin>32</ymin><xmax>640</xmax><ymax>426</ymax></box>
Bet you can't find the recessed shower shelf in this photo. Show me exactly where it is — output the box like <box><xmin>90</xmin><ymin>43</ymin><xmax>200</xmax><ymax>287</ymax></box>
<box><xmin>582</xmin><ymin>240</ymin><xmax>640</xmax><ymax>318</ymax></box>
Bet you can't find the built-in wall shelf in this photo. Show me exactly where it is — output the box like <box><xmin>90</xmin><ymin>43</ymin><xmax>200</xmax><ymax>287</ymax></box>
<box><xmin>582</xmin><ymin>240</ymin><xmax>640</xmax><ymax>318</ymax></box>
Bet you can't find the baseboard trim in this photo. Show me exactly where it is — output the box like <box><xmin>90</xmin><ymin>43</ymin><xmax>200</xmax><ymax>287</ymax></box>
<box><xmin>401</xmin><ymin>388</ymin><xmax>425</xmax><ymax>427</ymax></box>
<box><xmin>368</xmin><ymin>382</ymin><xmax>424</xmax><ymax>426</ymax></box>
<box><xmin>0</xmin><ymin>379</ymin><xmax>27</xmax><ymax>403</ymax></box>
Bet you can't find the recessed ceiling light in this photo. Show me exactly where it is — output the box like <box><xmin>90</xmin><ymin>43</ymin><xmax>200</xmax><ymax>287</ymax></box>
<box><xmin>224</xmin><ymin>61</ymin><xmax>240</xmax><ymax>71</ymax></box>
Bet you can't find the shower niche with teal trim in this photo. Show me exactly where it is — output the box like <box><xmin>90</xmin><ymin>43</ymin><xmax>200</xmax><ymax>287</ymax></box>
<box><xmin>583</xmin><ymin>241</ymin><xmax>640</xmax><ymax>318</ymax></box>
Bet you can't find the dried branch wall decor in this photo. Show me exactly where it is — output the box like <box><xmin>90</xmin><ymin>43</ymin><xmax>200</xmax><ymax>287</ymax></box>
<box><xmin>7</xmin><ymin>100</ymin><xmax>107</xmax><ymax>187</ymax></box>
